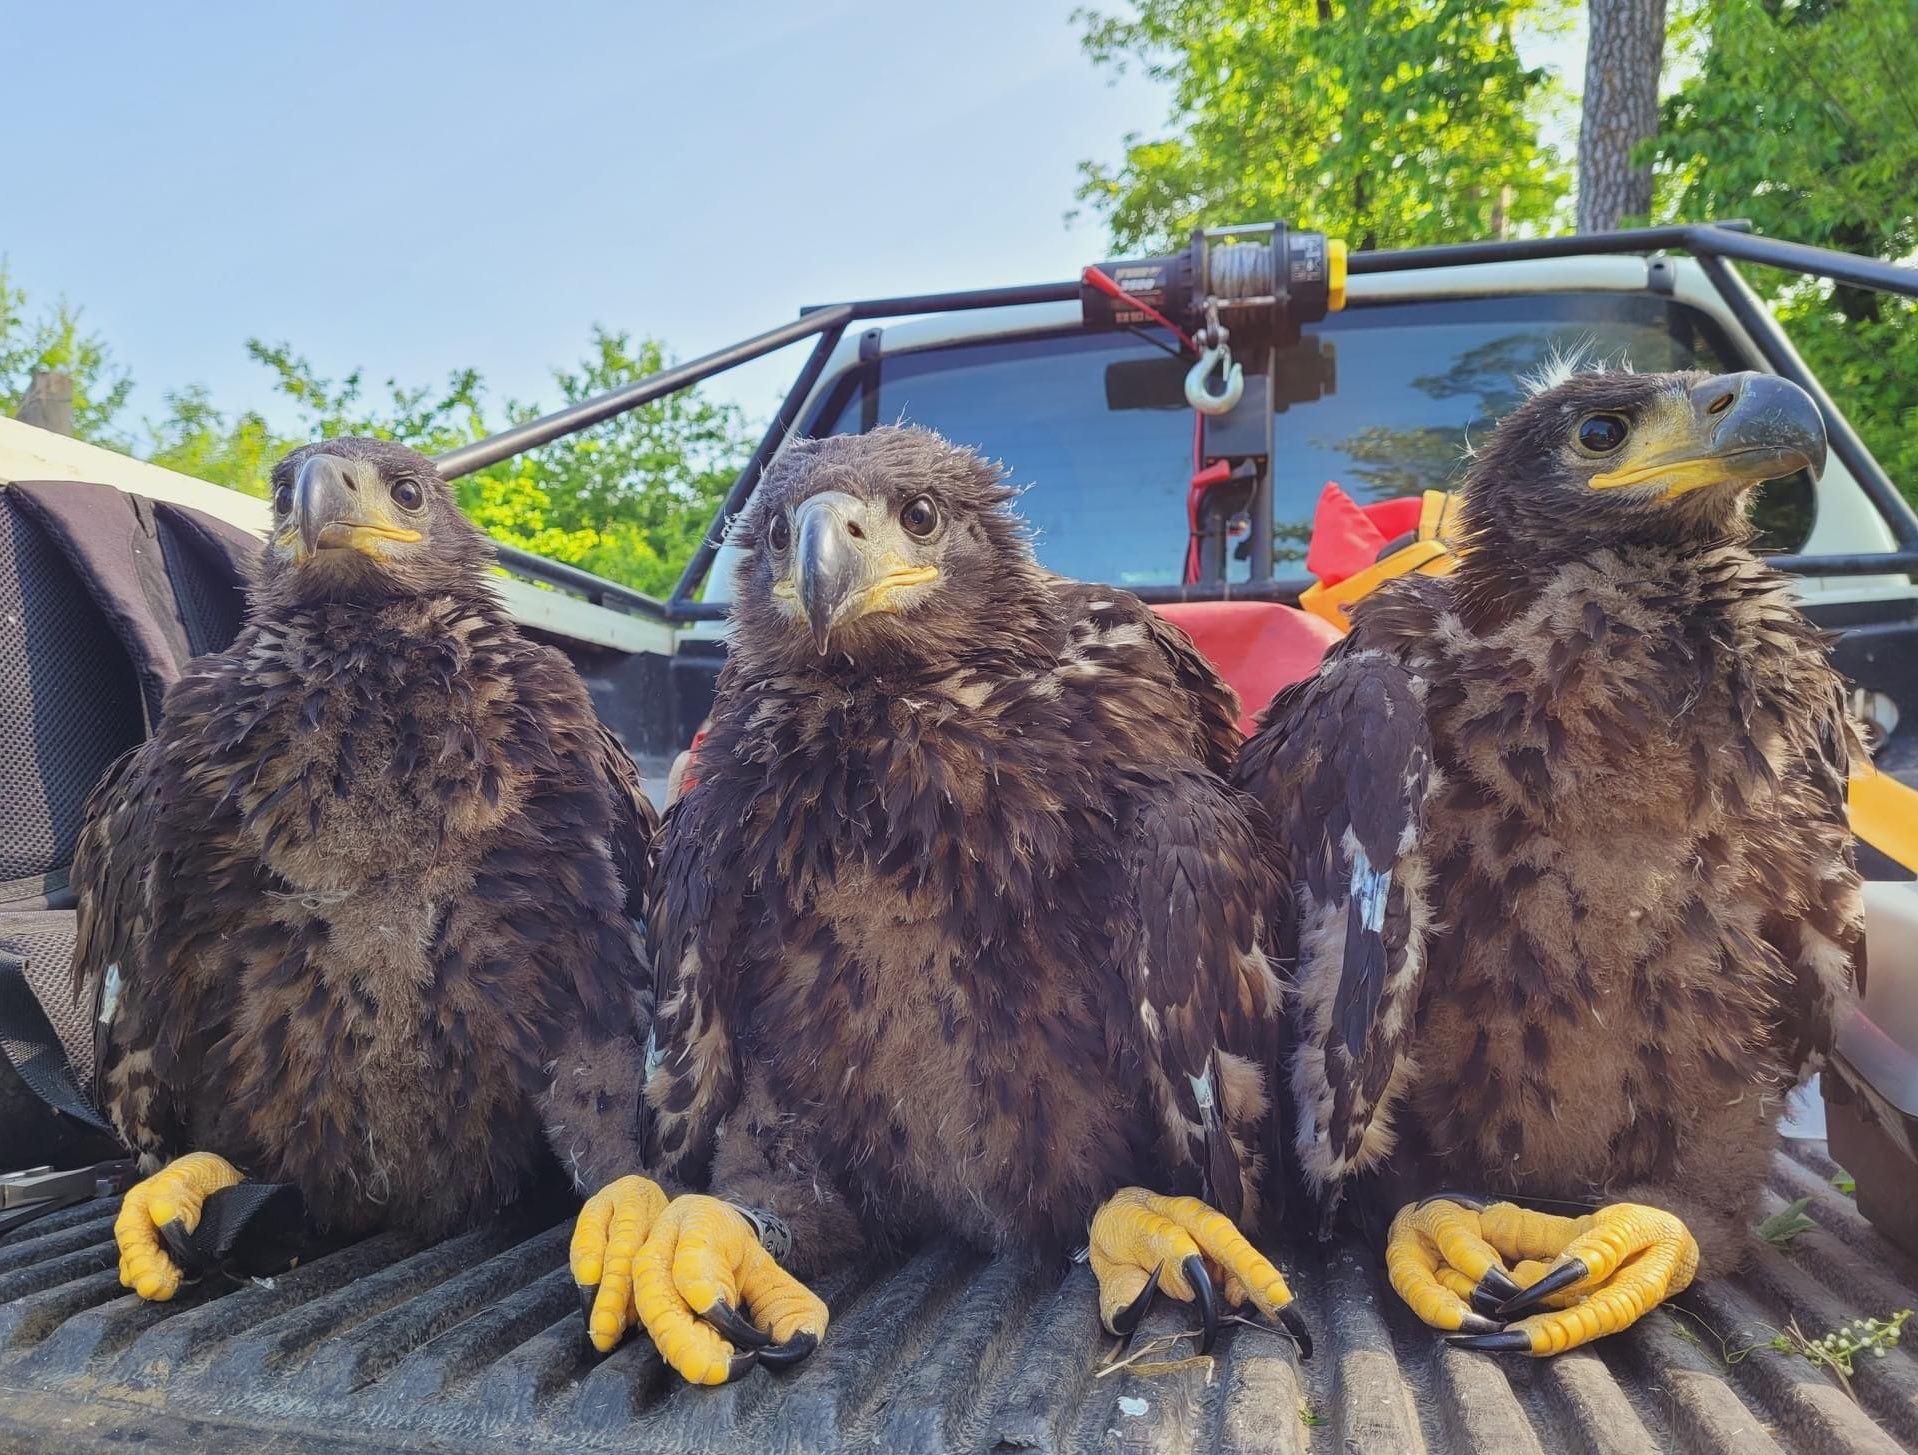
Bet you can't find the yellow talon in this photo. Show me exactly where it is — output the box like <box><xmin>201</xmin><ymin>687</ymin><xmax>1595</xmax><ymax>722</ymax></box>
<box><xmin>114</xmin><ymin>1152</ymin><xmax>244</xmax><ymax>1301</ymax></box>
<box><xmin>571</xmin><ymin>1174</ymin><xmax>671</xmax><ymax>1353</ymax></box>
<box><xmin>1385</xmin><ymin>1201</ymin><xmax>1501</xmax><ymax>1333</ymax></box>
<box><xmin>632</xmin><ymin>1194</ymin><xmax>828</xmax><ymax>1385</ymax></box>
<box><xmin>1088</xmin><ymin>1187</ymin><xmax>1307</xmax><ymax>1356</ymax></box>
<box><xmin>1385</xmin><ymin>1197</ymin><xmax>1699</xmax><ymax>1355</ymax></box>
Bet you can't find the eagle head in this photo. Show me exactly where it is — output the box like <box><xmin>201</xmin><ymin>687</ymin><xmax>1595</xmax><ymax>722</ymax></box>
<box><xmin>1459</xmin><ymin>369</ymin><xmax>1827</xmax><ymax>550</ymax></box>
<box><xmin>730</xmin><ymin>426</ymin><xmax>1037</xmax><ymax>666</ymax></box>
<box><xmin>259</xmin><ymin>438</ymin><xmax>492</xmax><ymax>605</ymax></box>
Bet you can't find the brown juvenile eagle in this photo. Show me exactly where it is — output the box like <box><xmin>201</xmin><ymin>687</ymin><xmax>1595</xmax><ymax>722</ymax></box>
<box><xmin>70</xmin><ymin>438</ymin><xmax>656</xmax><ymax>1299</ymax></box>
<box><xmin>566</xmin><ymin>425</ymin><xmax>1308</xmax><ymax>1385</ymax></box>
<box><xmin>1236</xmin><ymin>369</ymin><xmax>1861</xmax><ymax>1355</ymax></box>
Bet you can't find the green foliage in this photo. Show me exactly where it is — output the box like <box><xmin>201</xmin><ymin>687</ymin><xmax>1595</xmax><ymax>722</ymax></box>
<box><xmin>1656</xmin><ymin>0</ymin><xmax>1918</xmax><ymax>505</ymax></box>
<box><xmin>0</xmin><ymin>263</ymin><xmax>135</xmax><ymax>444</ymax></box>
<box><xmin>1074</xmin><ymin>0</ymin><xmax>1570</xmax><ymax>251</ymax></box>
<box><xmin>1755</xmin><ymin>1196</ymin><xmax>1816</xmax><ymax>1247</ymax></box>
<box><xmin>492</xmin><ymin>330</ymin><xmax>753</xmax><ymax>597</ymax></box>
<box><xmin>1731</xmin><ymin>1310</ymin><xmax>1910</xmax><ymax>1397</ymax></box>
<box><xmin>3</xmin><ymin>264</ymin><xmax>752</xmax><ymax>599</ymax></box>
<box><xmin>141</xmin><ymin>333</ymin><xmax>751</xmax><ymax>599</ymax></box>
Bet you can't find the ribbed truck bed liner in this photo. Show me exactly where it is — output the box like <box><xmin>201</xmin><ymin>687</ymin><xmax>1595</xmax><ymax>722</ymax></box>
<box><xmin>0</xmin><ymin>1141</ymin><xmax>1910</xmax><ymax>1454</ymax></box>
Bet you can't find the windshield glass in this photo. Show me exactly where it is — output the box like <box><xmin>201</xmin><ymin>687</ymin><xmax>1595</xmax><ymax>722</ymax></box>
<box><xmin>810</xmin><ymin>292</ymin><xmax>1811</xmax><ymax>587</ymax></box>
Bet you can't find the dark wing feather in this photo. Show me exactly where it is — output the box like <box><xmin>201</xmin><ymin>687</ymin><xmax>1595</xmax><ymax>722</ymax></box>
<box><xmin>1139</xmin><ymin>609</ymin><xmax>1244</xmax><ymax>776</ymax></box>
<box><xmin>1112</xmin><ymin>774</ymin><xmax>1284</xmax><ymax>1224</ymax></box>
<box><xmin>1235</xmin><ymin>646</ymin><xmax>1434</xmax><ymax>1194</ymax></box>
<box><xmin>591</xmin><ymin>720</ymin><xmax>660</xmax><ymax>921</ymax></box>
<box><xmin>643</xmin><ymin>780</ymin><xmax>748</xmax><ymax>1185</ymax></box>
<box><xmin>69</xmin><ymin>669</ymin><xmax>242</xmax><ymax>1161</ymax></box>
<box><xmin>1763</xmin><ymin>673</ymin><xmax>1866</xmax><ymax>1073</ymax></box>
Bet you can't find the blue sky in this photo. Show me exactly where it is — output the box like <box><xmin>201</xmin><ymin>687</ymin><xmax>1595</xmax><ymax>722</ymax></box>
<box><xmin>5</xmin><ymin>1</ymin><xmax>1177</xmax><ymax>434</ymax></box>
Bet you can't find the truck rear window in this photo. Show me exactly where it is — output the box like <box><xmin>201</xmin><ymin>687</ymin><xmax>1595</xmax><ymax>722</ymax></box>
<box><xmin>811</xmin><ymin>292</ymin><xmax>1815</xmax><ymax>586</ymax></box>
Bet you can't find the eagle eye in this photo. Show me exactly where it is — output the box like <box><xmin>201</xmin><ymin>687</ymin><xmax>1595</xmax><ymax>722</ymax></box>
<box><xmin>390</xmin><ymin>477</ymin><xmax>426</xmax><ymax>512</ymax></box>
<box><xmin>272</xmin><ymin>484</ymin><xmax>292</xmax><ymax>516</ymax></box>
<box><xmin>1576</xmin><ymin>413</ymin><xmax>1630</xmax><ymax>456</ymax></box>
<box><xmin>769</xmin><ymin>513</ymin><xmax>792</xmax><ymax>552</ymax></box>
<box><xmin>900</xmin><ymin>495</ymin><xmax>940</xmax><ymax>538</ymax></box>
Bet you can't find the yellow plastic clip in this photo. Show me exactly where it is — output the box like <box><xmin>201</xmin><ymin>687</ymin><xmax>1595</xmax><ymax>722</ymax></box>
<box><xmin>1300</xmin><ymin>489</ymin><xmax>1462</xmax><ymax>632</ymax></box>
<box><xmin>1850</xmin><ymin>767</ymin><xmax>1918</xmax><ymax>873</ymax></box>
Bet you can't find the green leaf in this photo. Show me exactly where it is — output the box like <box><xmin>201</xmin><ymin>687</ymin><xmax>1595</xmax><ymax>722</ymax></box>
<box><xmin>1757</xmin><ymin>1197</ymin><xmax>1817</xmax><ymax>1248</ymax></box>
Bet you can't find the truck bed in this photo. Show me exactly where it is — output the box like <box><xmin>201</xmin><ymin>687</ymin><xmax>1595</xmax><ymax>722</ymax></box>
<box><xmin>0</xmin><ymin>1141</ymin><xmax>1910</xmax><ymax>1454</ymax></box>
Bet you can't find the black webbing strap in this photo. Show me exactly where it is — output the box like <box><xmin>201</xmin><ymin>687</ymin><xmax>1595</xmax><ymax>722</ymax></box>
<box><xmin>163</xmin><ymin>1180</ymin><xmax>307</xmax><ymax>1278</ymax></box>
<box><xmin>0</xmin><ymin>946</ymin><xmax>113</xmax><ymax>1135</ymax></box>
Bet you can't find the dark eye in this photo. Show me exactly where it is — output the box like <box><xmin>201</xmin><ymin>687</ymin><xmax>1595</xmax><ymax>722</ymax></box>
<box><xmin>769</xmin><ymin>513</ymin><xmax>791</xmax><ymax>552</ymax></box>
<box><xmin>899</xmin><ymin>495</ymin><xmax>939</xmax><ymax>537</ymax></box>
<box><xmin>1577</xmin><ymin>413</ymin><xmax>1629</xmax><ymax>455</ymax></box>
<box><xmin>272</xmin><ymin>485</ymin><xmax>292</xmax><ymax>516</ymax></box>
<box><xmin>390</xmin><ymin>477</ymin><xmax>425</xmax><ymax>511</ymax></box>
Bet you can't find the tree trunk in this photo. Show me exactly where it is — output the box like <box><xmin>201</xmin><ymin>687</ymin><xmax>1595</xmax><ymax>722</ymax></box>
<box><xmin>1577</xmin><ymin>0</ymin><xmax>1668</xmax><ymax>231</ymax></box>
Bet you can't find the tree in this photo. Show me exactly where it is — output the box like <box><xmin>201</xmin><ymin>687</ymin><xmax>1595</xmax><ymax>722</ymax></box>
<box><xmin>1075</xmin><ymin>0</ymin><xmax>1569</xmax><ymax>252</ymax></box>
<box><xmin>1</xmin><ymin>267</ymin><xmax>752</xmax><ymax>596</ymax></box>
<box><xmin>0</xmin><ymin>264</ymin><xmax>134</xmax><ymax>445</ymax></box>
<box><xmin>1576</xmin><ymin>0</ymin><xmax>1668</xmax><ymax>229</ymax></box>
<box><xmin>1655</xmin><ymin>0</ymin><xmax>1918</xmax><ymax>504</ymax></box>
<box><xmin>136</xmin><ymin>329</ymin><xmax>755</xmax><ymax>598</ymax></box>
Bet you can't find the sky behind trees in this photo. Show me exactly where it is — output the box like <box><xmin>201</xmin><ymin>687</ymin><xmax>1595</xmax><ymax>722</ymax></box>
<box><xmin>4</xmin><ymin>1</ymin><xmax>1176</xmax><ymax>430</ymax></box>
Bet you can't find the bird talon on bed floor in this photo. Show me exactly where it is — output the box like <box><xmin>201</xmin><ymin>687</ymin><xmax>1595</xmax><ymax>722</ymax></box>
<box><xmin>633</xmin><ymin>1194</ymin><xmax>828</xmax><ymax>1385</ymax></box>
<box><xmin>571</xmin><ymin>1174</ymin><xmax>670</xmax><ymax>1354</ymax></box>
<box><xmin>1388</xmin><ymin>1197</ymin><xmax>1698</xmax><ymax>1354</ymax></box>
<box><xmin>1089</xmin><ymin>1188</ymin><xmax>1308</xmax><ymax>1358</ymax></box>
<box><xmin>114</xmin><ymin>1151</ymin><xmax>245</xmax><ymax>1301</ymax></box>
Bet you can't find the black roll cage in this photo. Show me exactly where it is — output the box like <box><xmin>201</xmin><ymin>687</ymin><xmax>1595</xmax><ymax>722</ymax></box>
<box><xmin>430</xmin><ymin>222</ymin><xmax>1918</xmax><ymax>628</ymax></box>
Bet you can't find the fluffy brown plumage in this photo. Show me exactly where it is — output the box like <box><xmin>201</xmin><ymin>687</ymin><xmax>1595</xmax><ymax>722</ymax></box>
<box><xmin>72</xmin><ymin>438</ymin><xmax>656</xmax><ymax>1239</ymax></box>
<box><xmin>1236</xmin><ymin>369</ymin><xmax>1863</xmax><ymax>1276</ymax></box>
<box><xmin>645</xmin><ymin>426</ymin><xmax>1286</xmax><ymax>1264</ymax></box>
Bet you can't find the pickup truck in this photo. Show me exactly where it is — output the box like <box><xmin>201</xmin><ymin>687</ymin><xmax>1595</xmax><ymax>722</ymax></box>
<box><xmin>2</xmin><ymin>221</ymin><xmax>1917</xmax><ymax>1454</ymax></box>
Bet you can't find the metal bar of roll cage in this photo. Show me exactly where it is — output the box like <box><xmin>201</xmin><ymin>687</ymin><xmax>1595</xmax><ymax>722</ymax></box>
<box><xmin>434</xmin><ymin>223</ymin><xmax>1918</xmax><ymax>625</ymax></box>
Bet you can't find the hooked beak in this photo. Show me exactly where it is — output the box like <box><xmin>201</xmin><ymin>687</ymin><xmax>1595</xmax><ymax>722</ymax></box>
<box><xmin>293</xmin><ymin>455</ymin><xmax>423</xmax><ymax>560</ymax></box>
<box><xmin>790</xmin><ymin>491</ymin><xmax>939</xmax><ymax>653</ymax></box>
<box><xmin>1590</xmin><ymin>372</ymin><xmax>1828</xmax><ymax>499</ymax></box>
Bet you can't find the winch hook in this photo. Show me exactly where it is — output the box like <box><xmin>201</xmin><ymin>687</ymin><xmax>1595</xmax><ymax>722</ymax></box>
<box><xmin>1186</xmin><ymin>343</ymin><xmax>1244</xmax><ymax>415</ymax></box>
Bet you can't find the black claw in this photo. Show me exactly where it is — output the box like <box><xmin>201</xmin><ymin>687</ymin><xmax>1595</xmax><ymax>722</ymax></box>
<box><xmin>1184</xmin><ymin>1254</ymin><xmax>1220</xmax><ymax>1356</ymax></box>
<box><xmin>578</xmin><ymin>1284</ymin><xmax>598</xmax><ymax>1328</ymax></box>
<box><xmin>1469</xmin><ymin>1282</ymin><xmax>1507</xmax><ymax>1320</ymax></box>
<box><xmin>1495</xmin><ymin>1259</ymin><xmax>1587</xmax><ymax>1319</ymax></box>
<box><xmin>757</xmin><ymin>1331</ymin><xmax>819</xmax><ymax>1371</ymax></box>
<box><xmin>702</xmin><ymin>1299</ymin><xmax>772</xmax><ymax>1349</ymax></box>
<box><xmin>1107</xmin><ymin>1263</ymin><xmax>1162</xmax><ymax>1339</ymax></box>
<box><xmin>157</xmin><ymin>1218</ymin><xmax>201</xmax><ymax>1275</ymax></box>
<box><xmin>1277</xmin><ymin>1302</ymin><xmax>1314</xmax><ymax>1360</ymax></box>
<box><xmin>1473</xmin><ymin>1263</ymin><xmax>1525</xmax><ymax>1306</ymax></box>
<box><xmin>727</xmin><ymin>1349</ymin><xmax>760</xmax><ymax>1381</ymax></box>
<box><xmin>1447</xmin><ymin>1330</ymin><xmax>1535</xmax><ymax>1353</ymax></box>
<box><xmin>1457</xmin><ymin>1311</ymin><xmax>1505</xmax><ymax>1336</ymax></box>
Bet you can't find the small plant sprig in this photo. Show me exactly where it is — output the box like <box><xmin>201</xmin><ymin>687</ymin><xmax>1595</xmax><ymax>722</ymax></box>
<box><xmin>1757</xmin><ymin>1197</ymin><xmax>1817</xmax><ymax>1248</ymax></box>
<box><xmin>1832</xmin><ymin>1169</ymin><xmax>1857</xmax><ymax>1197</ymax></box>
<box><xmin>1734</xmin><ymin>1311</ymin><xmax>1911</xmax><ymax>1399</ymax></box>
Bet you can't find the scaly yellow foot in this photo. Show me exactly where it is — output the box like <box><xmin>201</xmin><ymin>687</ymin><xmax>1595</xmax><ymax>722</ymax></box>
<box><xmin>114</xmin><ymin>1152</ymin><xmax>244</xmax><ymax>1300</ymax></box>
<box><xmin>1088</xmin><ymin>1187</ymin><xmax>1310</xmax><ymax>1357</ymax></box>
<box><xmin>633</xmin><ymin>1194</ymin><xmax>828</xmax><ymax>1384</ymax></box>
<box><xmin>571</xmin><ymin>1178</ymin><xmax>827</xmax><ymax>1383</ymax></box>
<box><xmin>571</xmin><ymin>1174</ymin><xmax>671</xmax><ymax>1353</ymax></box>
<box><xmin>1385</xmin><ymin>1195</ymin><xmax>1698</xmax><ymax>1356</ymax></box>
